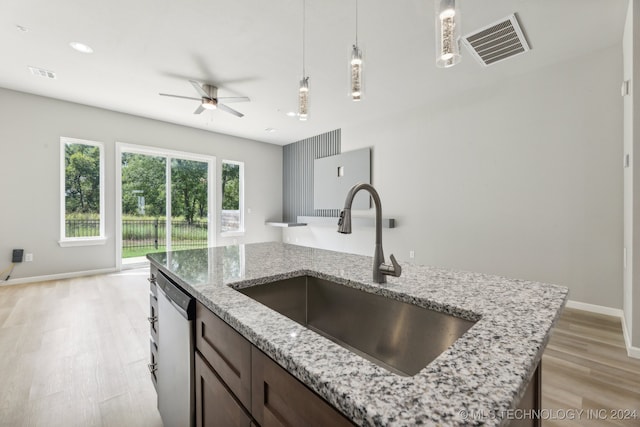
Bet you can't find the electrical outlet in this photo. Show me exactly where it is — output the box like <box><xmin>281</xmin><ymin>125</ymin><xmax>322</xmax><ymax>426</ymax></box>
<box><xmin>409</xmin><ymin>250</ymin><xmax>415</xmax><ymax>259</ymax></box>
<box><xmin>247</xmin><ymin>207</ymin><xmax>252</xmax><ymax>214</ymax></box>
<box><xmin>25</xmin><ymin>253</ymin><xmax>33</xmax><ymax>262</ymax></box>
<box><xmin>12</xmin><ymin>249</ymin><xmax>24</xmax><ymax>263</ymax></box>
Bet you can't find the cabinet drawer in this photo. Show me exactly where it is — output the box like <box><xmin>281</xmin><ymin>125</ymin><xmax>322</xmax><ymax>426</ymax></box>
<box><xmin>149</xmin><ymin>293</ymin><xmax>159</xmax><ymax>343</ymax></box>
<box><xmin>195</xmin><ymin>351</ymin><xmax>253</xmax><ymax>427</ymax></box>
<box><xmin>252</xmin><ymin>348</ymin><xmax>354</xmax><ymax>427</ymax></box>
<box><xmin>149</xmin><ymin>340</ymin><xmax>158</xmax><ymax>392</ymax></box>
<box><xmin>195</xmin><ymin>302</ymin><xmax>251</xmax><ymax>408</ymax></box>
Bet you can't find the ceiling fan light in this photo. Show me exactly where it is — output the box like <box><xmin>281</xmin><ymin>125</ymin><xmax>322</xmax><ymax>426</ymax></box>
<box><xmin>435</xmin><ymin>0</ymin><xmax>461</xmax><ymax>68</ymax></box>
<box><xmin>202</xmin><ymin>98</ymin><xmax>217</xmax><ymax>110</ymax></box>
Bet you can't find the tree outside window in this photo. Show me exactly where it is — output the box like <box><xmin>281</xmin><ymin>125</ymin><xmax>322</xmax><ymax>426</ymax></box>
<box><xmin>62</xmin><ymin>139</ymin><xmax>104</xmax><ymax>240</ymax></box>
<box><xmin>221</xmin><ymin>161</ymin><xmax>243</xmax><ymax>233</ymax></box>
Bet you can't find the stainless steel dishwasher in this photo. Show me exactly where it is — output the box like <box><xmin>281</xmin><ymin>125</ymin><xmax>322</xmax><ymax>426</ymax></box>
<box><xmin>156</xmin><ymin>270</ymin><xmax>195</xmax><ymax>427</ymax></box>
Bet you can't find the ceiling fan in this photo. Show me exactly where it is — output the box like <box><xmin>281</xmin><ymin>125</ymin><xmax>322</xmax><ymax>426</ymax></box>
<box><xmin>159</xmin><ymin>80</ymin><xmax>250</xmax><ymax>117</ymax></box>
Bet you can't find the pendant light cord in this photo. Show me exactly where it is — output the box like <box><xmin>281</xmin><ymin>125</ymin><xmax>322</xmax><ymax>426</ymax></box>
<box><xmin>302</xmin><ymin>0</ymin><xmax>306</xmax><ymax>77</ymax></box>
<box><xmin>355</xmin><ymin>0</ymin><xmax>358</xmax><ymax>47</ymax></box>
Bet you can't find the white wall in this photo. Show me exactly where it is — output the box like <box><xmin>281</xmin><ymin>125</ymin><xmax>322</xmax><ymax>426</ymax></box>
<box><xmin>0</xmin><ymin>87</ymin><xmax>282</xmax><ymax>281</ymax></box>
<box><xmin>285</xmin><ymin>45</ymin><xmax>623</xmax><ymax>309</ymax></box>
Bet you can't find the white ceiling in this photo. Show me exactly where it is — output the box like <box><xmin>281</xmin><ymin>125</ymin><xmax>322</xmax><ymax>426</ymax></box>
<box><xmin>0</xmin><ymin>0</ymin><xmax>628</xmax><ymax>145</ymax></box>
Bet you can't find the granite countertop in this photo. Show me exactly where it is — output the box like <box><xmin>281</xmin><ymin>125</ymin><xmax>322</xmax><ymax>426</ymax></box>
<box><xmin>148</xmin><ymin>242</ymin><xmax>568</xmax><ymax>426</ymax></box>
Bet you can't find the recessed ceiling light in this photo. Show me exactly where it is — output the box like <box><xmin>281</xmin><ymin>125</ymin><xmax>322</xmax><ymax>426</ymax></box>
<box><xmin>69</xmin><ymin>42</ymin><xmax>93</xmax><ymax>54</ymax></box>
<box><xmin>265</xmin><ymin>128</ymin><xmax>276</xmax><ymax>133</ymax></box>
<box><xmin>16</xmin><ymin>25</ymin><xmax>29</xmax><ymax>32</ymax></box>
<box><xmin>286</xmin><ymin>111</ymin><xmax>297</xmax><ymax>117</ymax></box>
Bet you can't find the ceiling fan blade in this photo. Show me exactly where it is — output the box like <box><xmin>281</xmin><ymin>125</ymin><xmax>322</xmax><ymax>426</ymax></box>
<box><xmin>189</xmin><ymin>80</ymin><xmax>210</xmax><ymax>98</ymax></box>
<box><xmin>217</xmin><ymin>103</ymin><xmax>244</xmax><ymax>118</ymax></box>
<box><xmin>159</xmin><ymin>93</ymin><xmax>201</xmax><ymax>101</ymax></box>
<box><xmin>217</xmin><ymin>96</ymin><xmax>250</xmax><ymax>104</ymax></box>
<box><xmin>194</xmin><ymin>104</ymin><xmax>205</xmax><ymax>114</ymax></box>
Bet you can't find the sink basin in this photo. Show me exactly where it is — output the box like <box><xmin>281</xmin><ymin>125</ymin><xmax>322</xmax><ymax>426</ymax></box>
<box><xmin>236</xmin><ymin>276</ymin><xmax>476</xmax><ymax>376</ymax></box>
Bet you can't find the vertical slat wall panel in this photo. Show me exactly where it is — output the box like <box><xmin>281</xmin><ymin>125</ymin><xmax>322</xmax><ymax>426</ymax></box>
<box><xmin>283</xmin><ymin>129</ymin><xmax>341</xmax><ymax>222</ymax></box>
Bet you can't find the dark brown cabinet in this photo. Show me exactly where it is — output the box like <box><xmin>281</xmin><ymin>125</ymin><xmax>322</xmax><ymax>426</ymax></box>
<box><xmin>195</xmin><ymin>302</ymin><xmax>252</xmax><ymax>408</ymax></box>
<box><xmin>252</xmin><ymin>348</ymin><xmax>353</xmax><ymax>427</ymax></box>
<box><xmin>195</xmin><ymin>351</ymin><xmax>253</xmax><ymax>427</ymax></box>
<box><xmin>194</xmin><ymin>301</ymin><xmax>355</xmax><ymax>427</ymax></box>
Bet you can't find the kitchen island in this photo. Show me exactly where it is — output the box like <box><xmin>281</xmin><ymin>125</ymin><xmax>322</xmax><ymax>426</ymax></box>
<box><xmin>148</xmin><ymin>242</ymin><xmax>568</xmax><ymax>426</ymax></box>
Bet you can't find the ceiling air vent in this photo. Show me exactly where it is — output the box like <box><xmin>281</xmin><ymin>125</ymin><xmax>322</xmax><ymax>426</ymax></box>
<box><xmin>28</xmin><ymin>66</ymin><xmax>56</xmax><ymax>79</ymax></box>
<box><xmin>462</xmin><ymin>14</ymin><xmax>530</xmax><ymax>67</ymax></box>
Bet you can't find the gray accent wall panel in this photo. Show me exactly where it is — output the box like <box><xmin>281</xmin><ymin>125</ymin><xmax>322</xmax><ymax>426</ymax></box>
<box><xmin>314</xmin><ymin>148</ymin><xmax>371</xmax><ymax>210</ymax></box>
<box><xmin>283</xmin><ymin>129</ymin><xmax>341</xmax><ymax>222</ymax></box>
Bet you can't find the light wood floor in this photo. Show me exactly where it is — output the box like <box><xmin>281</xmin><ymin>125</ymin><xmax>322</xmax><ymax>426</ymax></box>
<box><xmin>1</xmin><ymin>271</ymin><xmax>639</xmax><ymax>427</ymax></box>
<box><xmin>0</xmin><ymin>269</ymin><xmax>161</xmax><ymax>427</ymax></box>
<box><xmin>542</xmin><ymin>308</ymin><xmax>640</xmax><ymax>427</ymax></box>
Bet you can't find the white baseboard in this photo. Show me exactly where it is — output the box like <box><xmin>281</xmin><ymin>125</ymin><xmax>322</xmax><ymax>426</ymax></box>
<box><xmin>565</xmin><ymin>300</ymin><xmax>624</xmax><ymax>317</ymax></box>
<box><xmin>621</xmin><ymin>314</ymin><xmax>640</xmax><ymax>358</ymax></box>
<box><xmin>566</xmin><ymin>300</ymin><xmax>639</xmax><ymax>359</ymax></box>
<box><xmin>0</xmin><ymin>267</ymin><xmax>117</xmax><ymax>286</ymax></box>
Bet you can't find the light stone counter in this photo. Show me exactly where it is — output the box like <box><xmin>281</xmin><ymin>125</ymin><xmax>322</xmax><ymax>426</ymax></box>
<box><xmin>148</xmin><ymin>242</ymin><xmax>568</xmax><ymax>426</ymax></box>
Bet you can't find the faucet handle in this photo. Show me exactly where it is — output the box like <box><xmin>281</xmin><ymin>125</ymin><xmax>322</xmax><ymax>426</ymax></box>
<box><xmin>379</xmin><ymin>254</ymin><xmax>402</xmax><ymax>278</ymax></box>
<box><xmin>389</xmin><ymin>254</ymin><xmax>402</xmax><ymax>277</ymax></box>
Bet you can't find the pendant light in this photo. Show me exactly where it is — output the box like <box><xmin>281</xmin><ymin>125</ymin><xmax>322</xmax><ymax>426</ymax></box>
<box><xmin>435</xmin><ymin>0</ymin><xmax>461</xmax><ymax>68</ymax></box>
<box><xmin>298</xmin><ymin>0</ymin><xmax>309</xmax><ymax>121</ymax></box>
<box><xmin>350</xmin><ymin>0</ymin><xmax>363</xmax><ymax>101</ymax></box>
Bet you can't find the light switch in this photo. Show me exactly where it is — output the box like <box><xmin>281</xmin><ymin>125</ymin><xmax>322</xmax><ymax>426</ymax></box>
<box><xmin>622</xmin><ymin>80</ymin><xmax>631</xmax><ymax>97</ymax></box>
<box><xmin>337</xmin><ymin>166</ymin><xmax>344</xmax><ymax>177</ymax></box>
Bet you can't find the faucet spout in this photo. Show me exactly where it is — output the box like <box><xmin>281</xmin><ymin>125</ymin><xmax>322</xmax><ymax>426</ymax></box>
<box><xmin>337</xmin><ymin>183</ymin><xmax>401</xmax><ymax>283</ymax></box>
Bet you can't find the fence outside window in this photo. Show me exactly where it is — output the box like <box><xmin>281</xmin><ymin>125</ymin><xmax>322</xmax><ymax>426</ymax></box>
<box><xmin>65</xmin><ymin>215</ymin><xmax>241</xmax><ymax>258</ymax></box>
<box><xmin>66</xmin><ymin>218</ymin><xmax>209</xmax><ymax>257</ymax></box>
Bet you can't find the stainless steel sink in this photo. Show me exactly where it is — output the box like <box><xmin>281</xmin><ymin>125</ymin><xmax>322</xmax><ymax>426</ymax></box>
<box><xmin>236</xmin><ymin>276</ymin><xmax>477</xmax><ymax>376</ymax></box>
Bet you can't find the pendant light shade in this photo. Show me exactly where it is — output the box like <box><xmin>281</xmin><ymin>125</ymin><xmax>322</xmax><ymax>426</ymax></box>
<box><xmin>435</xmin><ymin>0</ymin><xmax>461</xmax><ymax>68</ymax></box>
<box><xmin>350</xmin><ymin>45</ymin><xmax>362</xmax><ymax>101</ymax></box>
<box><xmin>298</xmin><ymin>76</ymin><xmax>309</xmax><ymax>120</ymax></box>
<box><xmin>350</xmin><ymin>0</ymin><xmax>363</xmax><ymax>101</ymax></box>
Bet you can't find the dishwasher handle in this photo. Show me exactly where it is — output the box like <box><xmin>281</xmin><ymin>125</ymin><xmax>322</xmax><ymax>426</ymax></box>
<box><xmin>156</xmin><ymin>271</ymin><xmax>195</xmax><ymax>320</ymax></box>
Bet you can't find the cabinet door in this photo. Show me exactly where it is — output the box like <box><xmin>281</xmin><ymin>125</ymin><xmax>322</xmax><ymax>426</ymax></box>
<box><xmin>511</xmin><ymin>362</ymin><xmax>541</xmax><ymax>427</ymax></box>
<box><xmin>195</xmin><ymin>302</ymin><xmax>252</xmax><ymax>408</ymax></box>
<box><xmin>251</xmin><ymin>348</ymin><xmax>354</xmax><ymax>427</ymax></box>
<box><xmin>195</xmin><ymin>351</ymin><xmax>253</xmax><ymax>427</ymax></box>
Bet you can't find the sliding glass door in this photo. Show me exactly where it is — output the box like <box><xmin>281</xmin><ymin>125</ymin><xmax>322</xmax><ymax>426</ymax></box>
<box><xmin>121</xmin><ymin>152</ymin><xmax>167</xmax><ymax>258</ymax></box>
<box><xmin>117</xmin><ymin>144</ymin><xmax>215</xmax><ymax>264</ymax></box>
<box><xmin>169</xmin><ymin>158</ymin><xmax>209</xmax><ymax>252</ymax></box>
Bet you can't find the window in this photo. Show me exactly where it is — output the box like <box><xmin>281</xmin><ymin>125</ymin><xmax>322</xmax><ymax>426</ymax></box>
<box><xmin>59</xmin><ymin>137</ymin><xmax>105</xmax><ymax>246</ymax></box>
<box><xmin>221</xmin><ymin>160</ymin><xmax>244</xmax><ymax>234</ymax></box>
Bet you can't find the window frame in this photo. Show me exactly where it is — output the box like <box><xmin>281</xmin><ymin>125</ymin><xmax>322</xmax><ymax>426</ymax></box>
<box><xmin>59</xmin><ymin>137</ymin><xmax>106</xmax><ymax>247</ymax></box>
<box><xmin>220</xmin><ymin>159</ymin><xmax>245</xmax><ymax>236</ymax></box>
